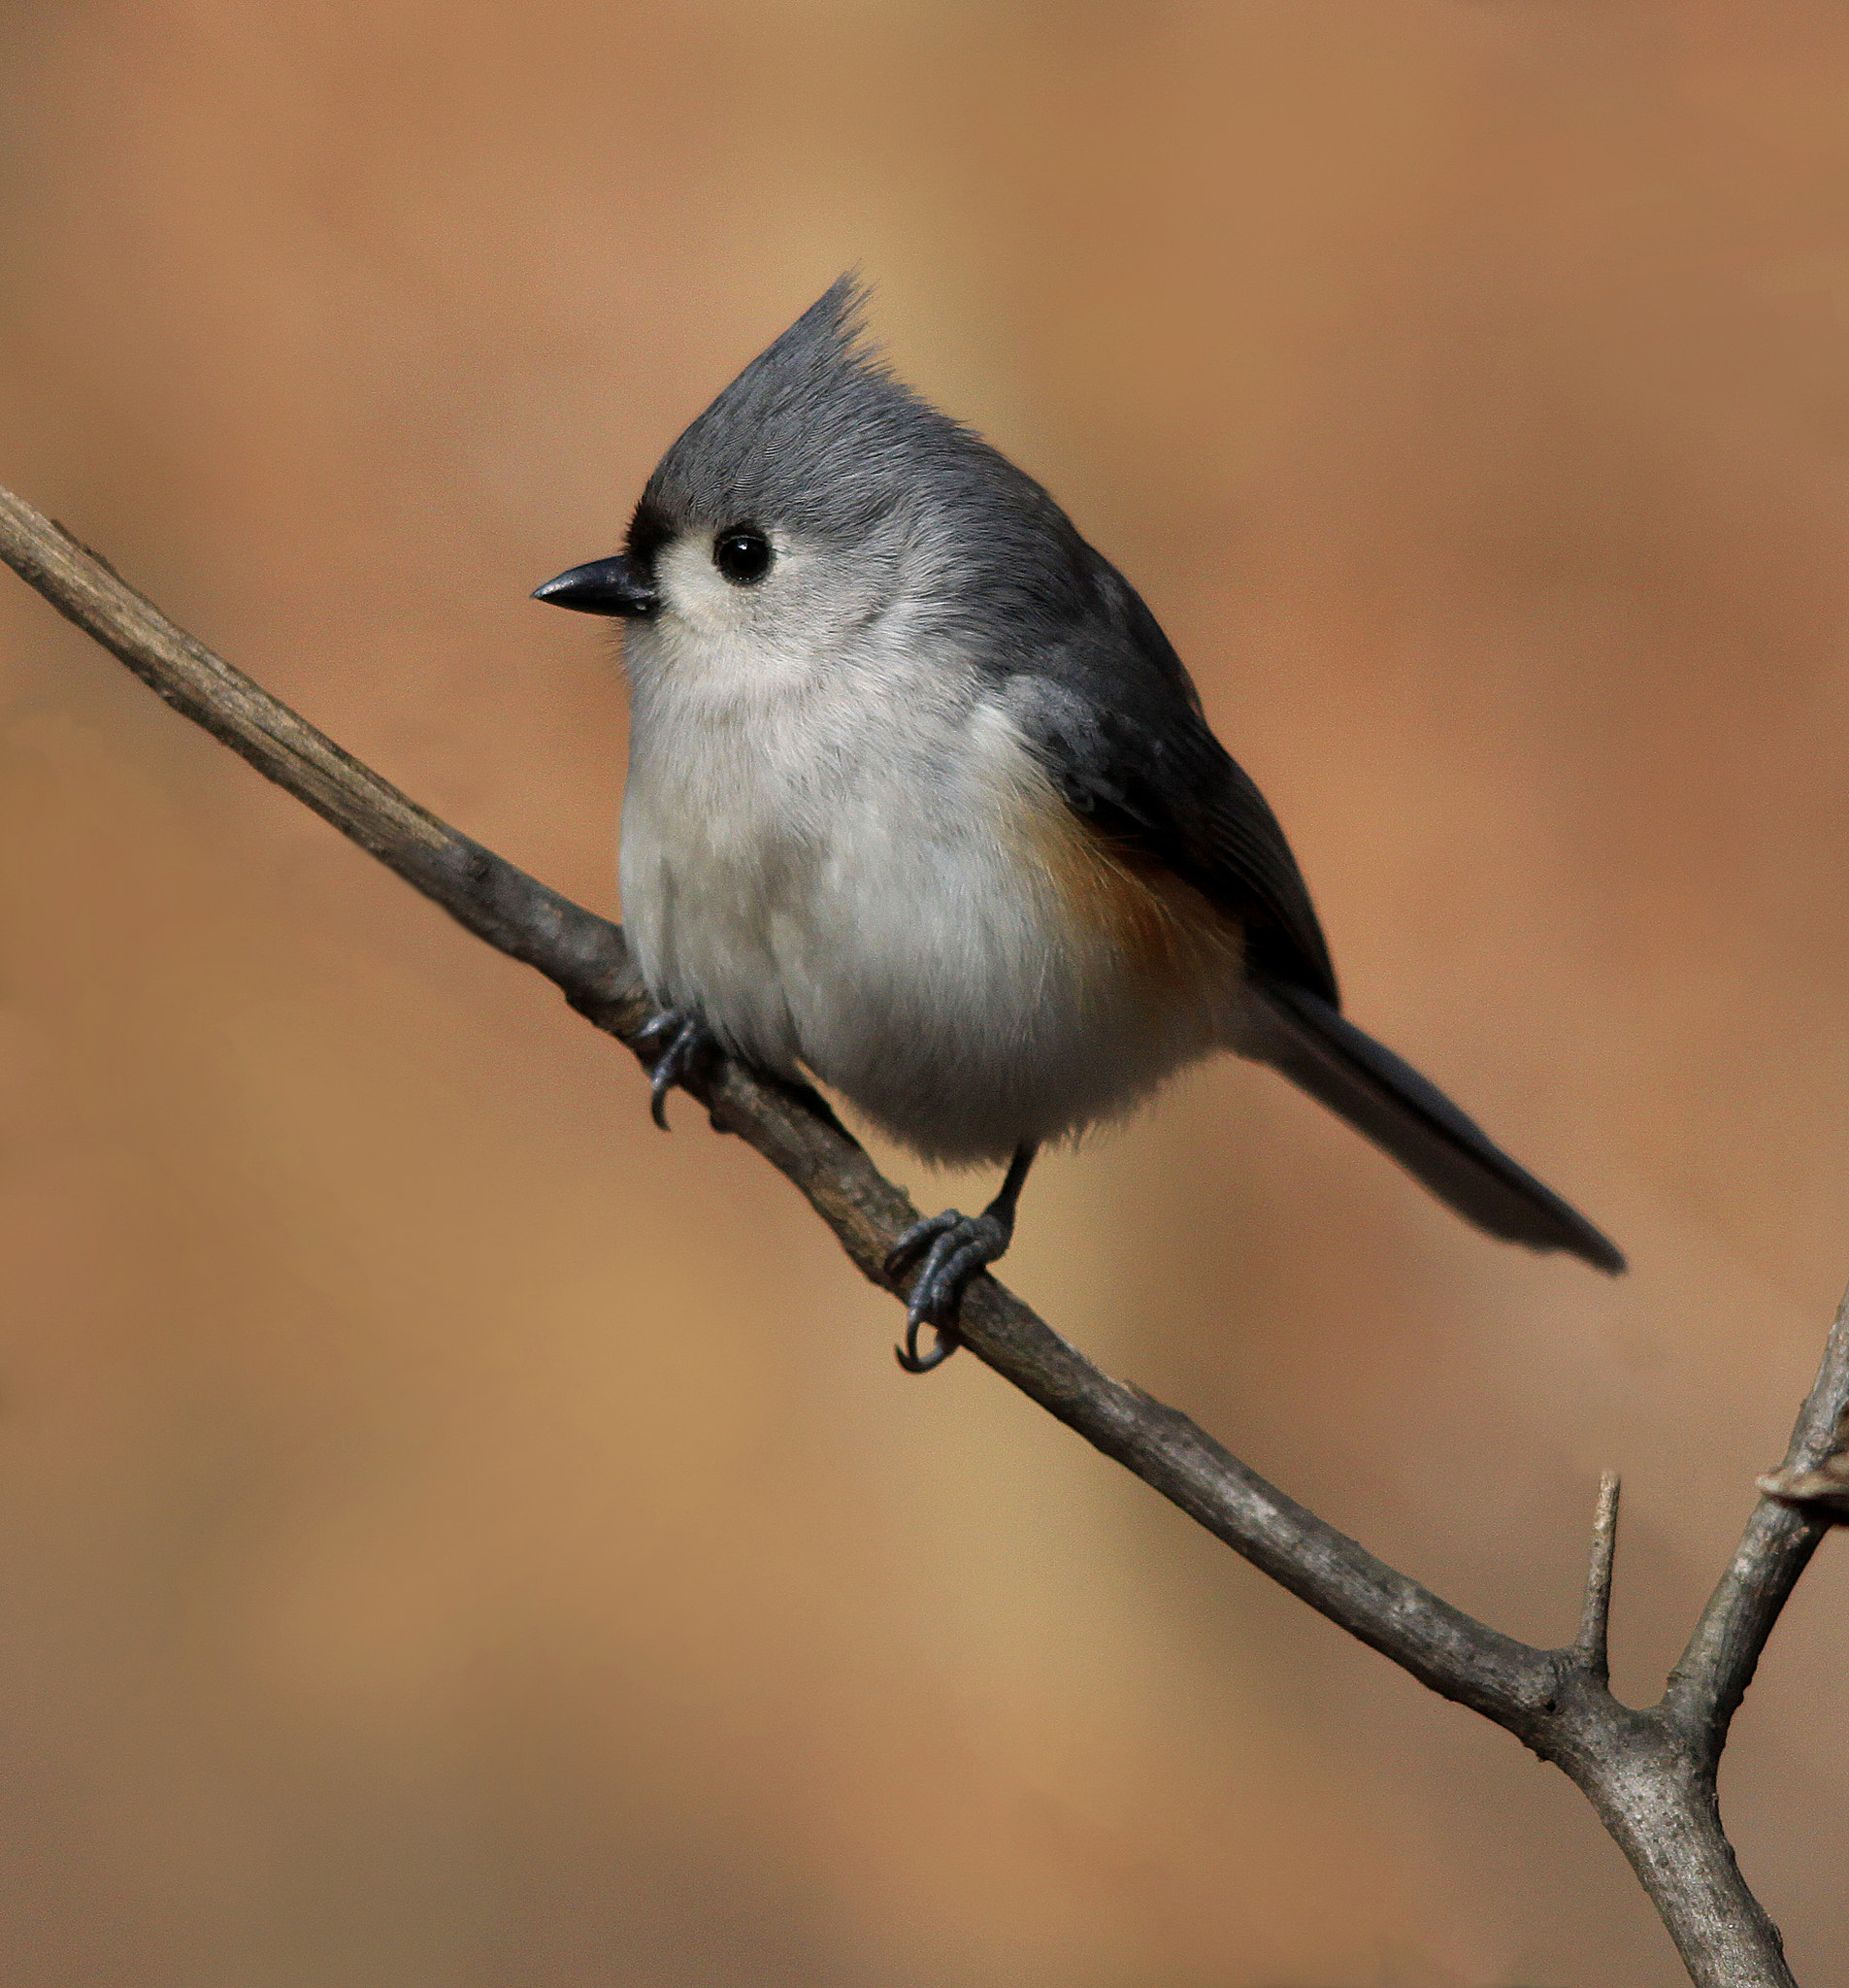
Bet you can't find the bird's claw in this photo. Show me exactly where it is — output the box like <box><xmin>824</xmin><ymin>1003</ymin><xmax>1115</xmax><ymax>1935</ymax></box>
<box><xmin>635</xmin><ymin>1009</ymin><xmax>721</xmax><ymax>1129</ymax></box>
<box><xmin>885</xmin><ymin>1209</ymin><xmax>1010</xmax><ymax>1374</ymax></box>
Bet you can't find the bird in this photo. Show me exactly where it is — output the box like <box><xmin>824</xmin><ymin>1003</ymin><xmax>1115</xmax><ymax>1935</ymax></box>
<box><xmin>534</xmin><ymin>278</ymin><xmax>1623</xmax><ymax>1372</ymax></box>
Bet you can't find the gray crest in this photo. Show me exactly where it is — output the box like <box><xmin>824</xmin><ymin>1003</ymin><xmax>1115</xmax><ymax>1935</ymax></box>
<box><xmin>631</xmin><ymin>278</ymin><xmax>1096</xmax><ymax>641</ymax></box>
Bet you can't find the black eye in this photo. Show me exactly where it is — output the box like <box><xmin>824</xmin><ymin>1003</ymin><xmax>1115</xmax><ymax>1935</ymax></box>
<box><xmin>713</xmin><ymin>525</ymin><xmax>773</xmax><ymax>585</ymax></box>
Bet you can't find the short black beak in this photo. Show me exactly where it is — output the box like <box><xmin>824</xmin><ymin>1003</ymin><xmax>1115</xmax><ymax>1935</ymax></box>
<box><xmin>532</xmin><ymin>553</ymin><xmax>658</xmax><ymax>618</ymax></box>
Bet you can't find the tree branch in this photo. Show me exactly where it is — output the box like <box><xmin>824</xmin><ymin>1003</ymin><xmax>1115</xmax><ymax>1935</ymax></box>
<box><xmin>1668</xmin><ymin>1287</ymin><xmax>1849</xmax><ymax>1756</ymax></box>
<box><xmin>1574</xmin><ymin>1471</ymin><xmax>1620</xmax><ymax>1683</ymax></box>
<box><xmin>1</xmin><ymin>479</ymin><xmax>1838</xmax><ymax>1987</ymax></box>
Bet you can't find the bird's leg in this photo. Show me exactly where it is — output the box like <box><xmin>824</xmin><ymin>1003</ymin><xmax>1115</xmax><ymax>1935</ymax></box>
<box><xmin>633</xmin><ymin>1007</ymin><xmax>723</xmax><ymax>1130</ymax></box>
<box><xmin>885</xmin><ymin>1143</ymin><xmax>1039</xmax><ymax>1374</ymax></box>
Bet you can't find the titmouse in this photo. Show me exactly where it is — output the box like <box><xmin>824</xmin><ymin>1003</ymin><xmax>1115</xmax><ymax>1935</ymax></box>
<box><xmin>537</xmin><ymin>280</ymin><xmax>1622</xmax><ymax>1370</ymax></box>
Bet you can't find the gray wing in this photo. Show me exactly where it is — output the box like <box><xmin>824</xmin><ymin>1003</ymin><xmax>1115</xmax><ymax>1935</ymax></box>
<box><xmin>1007</xmin><ymin>563</ymin><xmax>1339</xmax><ymax>1006</ymax></box>
<box><xmin>1005</xmin><ymin>553</ymin><xmax>1625</xmax><ymax>1274</ymax></box>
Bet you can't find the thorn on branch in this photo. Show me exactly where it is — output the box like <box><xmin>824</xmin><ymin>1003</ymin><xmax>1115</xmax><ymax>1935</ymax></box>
<box><xmin>1574</xmin><ymin>1471</ymin><xmax>1621</xmax><ymax>1678</ymax></box>
<box><xmin>1758</xmin><ymin>1425</ymin><xmax>1849</xmax><ymax>1523</ymax></box>
<box><xmin>1756</xmin><ymin>1459</ymin><xmax>1849</xmax><ymax>1517</ymax></box>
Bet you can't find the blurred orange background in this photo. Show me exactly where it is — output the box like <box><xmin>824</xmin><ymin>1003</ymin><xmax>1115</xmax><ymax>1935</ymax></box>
<box><xmin>2</xmin><ymin>2</ymin><xmax>1847</xmax><ymax>1982</ymax></box>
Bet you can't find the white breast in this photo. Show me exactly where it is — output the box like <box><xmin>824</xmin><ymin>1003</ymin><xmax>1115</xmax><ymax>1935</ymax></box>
<box><xmin>618</xmin><ymin>572</ymin><xmax>1235</xmax><ymax>1164</ymax></box>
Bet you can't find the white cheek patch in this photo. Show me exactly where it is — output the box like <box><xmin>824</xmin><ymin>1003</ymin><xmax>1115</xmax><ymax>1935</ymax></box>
<box><xmin>656</xmin><ymin>534</ymin><xmax>748</xmax><ymax>636</ymax></box>
<box><xmin>644</xmin><ymin>532</ymin><xmax>858</xmax><ymax>697</ymax></box>
<box><xmin>655</xmin><ymin>531</ymin><xmax>824</xmax><ymax>633</ymax></box>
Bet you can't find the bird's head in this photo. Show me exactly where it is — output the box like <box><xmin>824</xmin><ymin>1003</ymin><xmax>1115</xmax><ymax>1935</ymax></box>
<box><xmin>535</xmin><ymin>277</ymin><xmax>1096</xmax><ymax>690</ymax></box>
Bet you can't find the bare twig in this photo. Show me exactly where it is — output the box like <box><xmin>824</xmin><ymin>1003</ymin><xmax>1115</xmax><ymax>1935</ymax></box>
<box><xmin>1670</xmin><ymin>1289</ymin><xmax>1849</xmax><ymax>1753</ymax></box>
<box><xmin>1574</xmin><ymin>1471</ymin><xmax>1621</xmax><ymax>1682</ymax></box>
<box><xmin>1</xmin><ymin>478</ymin><xmax>1838</xmax><ymax>1988</ymax></box>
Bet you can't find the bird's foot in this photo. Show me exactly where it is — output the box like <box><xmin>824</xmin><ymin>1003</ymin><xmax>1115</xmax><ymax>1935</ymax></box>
<box><xmin>634</xmin><ymin>1008</ymin><xmax>722</xmax><ymax>1129</ymax></box>
<box><xmin>884</xmin><ymin>1207</ymin><xmax>1013</xmax><ymax>1375</ymax></box>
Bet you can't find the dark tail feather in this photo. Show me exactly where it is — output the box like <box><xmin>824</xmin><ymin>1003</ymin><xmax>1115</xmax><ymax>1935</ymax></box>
<box><xmin>1247</xmin><ymin>978</ymin><xmax>1625</xmax><ymax>1274</ymax></box>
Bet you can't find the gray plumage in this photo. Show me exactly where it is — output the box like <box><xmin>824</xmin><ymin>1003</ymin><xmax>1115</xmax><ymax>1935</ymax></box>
<box><xmin>547</xmin><ymin>277</ymin><xmax>1623</xmax><ymax>1282</ymax></box>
